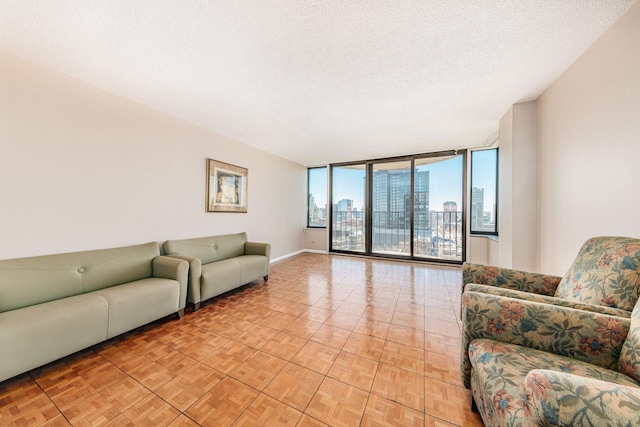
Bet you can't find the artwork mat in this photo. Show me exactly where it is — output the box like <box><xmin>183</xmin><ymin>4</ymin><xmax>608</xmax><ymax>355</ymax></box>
<box><xmin>206</xmin><ymin>158</ymin><xmax>248</xmax><ymax>213</ymax></box>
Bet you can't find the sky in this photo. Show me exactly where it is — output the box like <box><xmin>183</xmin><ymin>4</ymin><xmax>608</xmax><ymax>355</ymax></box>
<box><xmin>308</xmin><ymin>149</ymin><xmax>497</xmax><ymax>212</ymax></box>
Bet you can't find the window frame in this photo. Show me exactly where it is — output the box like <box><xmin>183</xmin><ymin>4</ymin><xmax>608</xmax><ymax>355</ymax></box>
<box><xmin>470</xmin><ymin>148</ymin><xmax>499</xmax><ymax>236</ymax></box>
<box><xmin>307</xmin><ymin>166</ymin><xmax>328</xmax><ymax>229</ymax></box>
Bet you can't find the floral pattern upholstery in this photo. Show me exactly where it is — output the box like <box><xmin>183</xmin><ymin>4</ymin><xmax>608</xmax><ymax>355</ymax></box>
<box><xmin>619</xmin><ymin>297</ymin><xmax>640</xmax><ymax>382</ymax></box>
<box><xmin>461</xmin><ymin>290</ymin><xmax>630</xmax><ymax>389</ymax></box>
<box><xmin>468</xmin><ymin>339</ymin><xmax>640</xmax><ymax>426</ymax></box>
<box><xmin>465</xmin><ymin>284</ymin><xmax>631</xmax><ymax>318</ymax></box>
<box><xmin>554</xmin><ymin>236</ymin><xmax>640</xmax><ymax>312</ymax></box>
<box><xmin>463</xmin><ymin>282</ymin><xmax>640</xmax><ymax>426</ymax></box>
<box><xmin>463</xmin><ymin>237</ymin><xmax>640</xmax><ymax>316</ymax></box>
<box><xmin>524</xmin><ymin>370</ymin><xmax>640</xmax><ymax>426</ymax></box>
<box><xmin>462</xmin><ymin>263</ymin><xmax>562</xmax><ymax>296</ymax></box>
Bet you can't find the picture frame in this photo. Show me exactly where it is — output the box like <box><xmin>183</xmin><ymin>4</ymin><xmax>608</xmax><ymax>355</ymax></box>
<box><xmin>206</xmin><ymin>158</ymin><xmax>248</xmax><ymax>213</ymax></box>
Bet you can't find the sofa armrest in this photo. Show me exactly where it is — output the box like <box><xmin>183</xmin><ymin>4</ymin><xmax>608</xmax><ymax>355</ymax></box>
<box><xmin>462</xmin><ymin>262</ymin><xmax>562</xmax><ymax>296</ymax></box>
<box><xmin>152</xmin><ymin>256</ymin><xmax>189</xmax><ymax>310</ymax></box>
<box><xmin>162</xmin><ymin>255</ymin><xmax>201</xmax><ymax>305</ymax></box>
<box><xmin>464</xmin><ymin>284</ymin><xmax>632</xmax><ymax>318</ymax></box>
<box><xmin>245</xmin><ymin>242</ymin><xmax>271</xmax><ymax>258</ymax></box>
<box><xmin>524</xmin><ymin>370</ymin><xmax>640</xmax><ymax>426</ymax></box>
<box><xmin>460</xmin><ymin>290</ymin><xmax>630</xmax><ymax>389</ymax></box>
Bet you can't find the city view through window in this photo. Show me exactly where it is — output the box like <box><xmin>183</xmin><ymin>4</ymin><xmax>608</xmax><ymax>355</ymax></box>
<box><xmin>307</xmin><ymin>150</ymin><xmax>497</xmax><ymax>262</ymax></box>
<box><xmin>471</xmin><ymin>149</ymin><xmax>498</xmax><ymax>234</ymax></box>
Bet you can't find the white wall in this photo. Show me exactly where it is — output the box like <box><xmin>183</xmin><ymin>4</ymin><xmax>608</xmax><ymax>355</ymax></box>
<box><xmin>535</xmin><ymin>3</ymin><xmax>640</xmax><ymax>275</ymax></box>
<box><xmin>0</xmin><ymin>51</ymin><xmax>306</xmax><ymax>260</ymax></box>
<box><xmin>467</xmin><ymin>236</ymin><xmax>498</xmax><ymax>265</ymax></box>
<box><xmin>303</xmin><ymin>228</ymin><xmax>329</xmax><ymax>252</ymax></box>
<box><xmin>497</xmin><ymin>101</ymin><xmax>537</xmax><ymax>271</ymax></box>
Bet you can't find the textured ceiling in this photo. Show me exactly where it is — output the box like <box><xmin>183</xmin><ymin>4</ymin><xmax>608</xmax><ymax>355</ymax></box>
<box><xmin>0</xmin><ymin>1</ymin><xmax>636</xmax><ymax>165</ymax></box>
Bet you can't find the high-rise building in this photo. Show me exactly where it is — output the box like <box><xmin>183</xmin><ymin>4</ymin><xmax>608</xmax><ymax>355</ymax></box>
<box><xmin>414</xmin><ymin>171</ymin><xmax>429</xmax><ymax>232</ymax></box>
<box><xmin>442</xmin><ymin>200</ymin><xmax>458</xmax><ymax>226</ymax></box>
<box><xmin>337</xmin><ymin>199</ymin><xmax>353</xmax><ymax>212</ymax></box>
<box><xmin>372</xmin><ymin>169</ymin><xmax>429</xmax><ymax>230</ymax></box>
<box><xmin>471</xmin><ymin>187</ymin><xmax>484</xmax><ymax>231</ymax></box>
<box><xmin>443</xmin><ymin>201</ymin><xmax>457</xmax><ymax>212</ymax></box>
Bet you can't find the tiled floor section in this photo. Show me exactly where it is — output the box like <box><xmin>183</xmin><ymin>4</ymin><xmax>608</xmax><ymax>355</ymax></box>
<box><xmin>0</xmin><ymin>253</ymin><xmax>483</xmax><ymax>426</ymax></box>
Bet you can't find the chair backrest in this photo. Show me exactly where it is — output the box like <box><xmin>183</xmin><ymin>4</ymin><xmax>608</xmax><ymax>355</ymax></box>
<box><xmin>554</xmin><ymin>236</ymin><xmax>640</xmax><ymax>312</ymax></box>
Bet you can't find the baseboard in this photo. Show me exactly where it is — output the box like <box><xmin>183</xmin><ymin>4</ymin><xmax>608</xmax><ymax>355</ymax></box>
<box><xmin>270</xmin><ymin>249</ymin><xmax>328</xmax><ymax>263</ymax></box>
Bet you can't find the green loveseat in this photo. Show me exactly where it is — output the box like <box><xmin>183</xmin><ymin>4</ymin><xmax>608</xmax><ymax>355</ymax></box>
<box><xmin>0</xmin><ymin>242</ymin><xmax>188</xmax><ymax>382</ymax></box>
<box><xmin>162</xmin><ymin>232</ymin><xmax>271</xmax><ymax>311</ymax></box>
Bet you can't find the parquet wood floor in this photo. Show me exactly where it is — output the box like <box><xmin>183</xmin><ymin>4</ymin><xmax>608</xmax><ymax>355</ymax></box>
<box><xmin>0</xmin><ymin>253</ymin><xmax>483</xmax><ymax>426</ymax></box>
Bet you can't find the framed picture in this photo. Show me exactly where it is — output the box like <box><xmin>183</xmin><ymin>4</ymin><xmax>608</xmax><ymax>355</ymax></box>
<box><xmin>206</xmin><ymin>158</ymin><xmax>248</xmax><ymax>213</ymax></box>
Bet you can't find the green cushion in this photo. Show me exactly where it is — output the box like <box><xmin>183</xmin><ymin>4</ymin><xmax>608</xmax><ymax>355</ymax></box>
<box><xmin>0</xmin><ymin>294</ymin><xmax>109</xmax><ymax>382</ymax></box>
<box><xmin>0</xmin><ymin>242</ymin><xmax>159</xmax><ymax>312</ymax></box>
<box><xmin>162</xmin><ymin>233</ymin><xmax>247</xmax><ymax>265</ymax></box>
<box><xmin>236</xmin><ymin>255</ymin><xmax>268</xmax><ymax>284</ymax></box>
<box><xmin>90</xmin><ymin>277</ymin><xmax>180</xmax><ymax>338</ymax></box>
<box><xmin>200</xmin><ymin>259</ymin><xmax>242</xmax><ymax>300</ymax></box>
<box><xmin>555</xmin><ymin>236</ymin><xmax>640</xmax><ymax>311</ymax></box>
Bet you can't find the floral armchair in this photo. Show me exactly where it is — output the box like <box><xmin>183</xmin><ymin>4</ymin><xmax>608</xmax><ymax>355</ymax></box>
<box><xmin>462</xmin><ymin>236</ymin><xmax>640</xmax><ymax>318</ymax></box>
<box><xmin>460</xmin><ymin>236</ymin><xmax>640</xmax><ymax>426</ymax></box>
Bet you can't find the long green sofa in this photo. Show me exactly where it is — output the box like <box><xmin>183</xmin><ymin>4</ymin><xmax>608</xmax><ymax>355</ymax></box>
<box><xmin>162</xmin><ymin>232</ymin><xmax>270</xmax><ymax>311</ymax></box>
<box><xmin>0</xmin><ymin>242</ymin><xmax>188</xmax><ymax>382</ymax></box>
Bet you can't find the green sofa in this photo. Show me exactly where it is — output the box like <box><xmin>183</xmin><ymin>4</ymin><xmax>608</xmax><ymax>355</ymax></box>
<box><xmin>0</xmin><ymin>242</ymin><xmax>188</xmax><ymax>383</ymax></box>
<box><xmin>162</xmin><ymin>232</ymin><xmax>270</xmax><ymax>311</ymax></box>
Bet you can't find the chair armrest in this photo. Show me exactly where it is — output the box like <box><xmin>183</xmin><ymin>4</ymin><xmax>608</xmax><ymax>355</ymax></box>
<box><xmin>162</xmin><ymin>255</ymin><xmax>201</xmax><ymax>305</ymax></box>
<box><xmin>462</xmin><ymin>262</ymin><xmax>562</xmax><ymax>296</ymax></box>
<box><xmin>460</xmin><ymin>290</ymin><xmax>630</xmax><ymax>389</ymax></box>
<box><xmin>152</xmin><ymin>256</ymin><xmax>189</xmax><ymax>310</ymax></box>
<box><xmin>524</xmin><ymin>370</ymin><xmax>640</xmax><ymax>426</ymax></box>
<box><xmin>464</xmin><ymin>284</ymin><xmax>631</xmax><ymax>318</ymax></box>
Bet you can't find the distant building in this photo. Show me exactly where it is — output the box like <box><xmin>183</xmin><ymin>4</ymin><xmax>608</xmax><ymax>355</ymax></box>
<box><xmin>337</xmin><ymin>199</ymin><xmax>353</xmax><ymax>212</ymax></box>
<box><xmin>443</xmin><ymin>201</ymin><xmax>457</xmax><ymax>212</ymax></box>
<box><xmin>308</xmin><ymin>194</ymin><xmax>326</xmax><ymax>226</ymax></box>
<box><xmin>372</xmin><ymin>169</ymin><xmax>429</xmax><ymax>230</ymax></box>
<box><xmin>471</xmin><ymin>187</ymin><xmax>484</xmax><ymax>231</ymax></box>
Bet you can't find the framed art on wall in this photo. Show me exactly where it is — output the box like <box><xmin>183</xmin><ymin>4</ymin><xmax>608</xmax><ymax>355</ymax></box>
<box><xmin>206</xmin><ymin>158</ymin><xmax>248</xmax><ymax>213</ymax></box>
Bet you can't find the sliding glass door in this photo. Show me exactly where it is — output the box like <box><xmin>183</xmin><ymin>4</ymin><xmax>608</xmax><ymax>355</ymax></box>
<box><xmin>413</xmin><ymin>155</ymin><xmax>464</xmax><ymax>261</ymax></box>
<box><xmin>330</xmin><ymin>152</ymin><xmax>465</xmax><ymax>263</ymax></box>
<box><xmin>371</xmin><ymin>160</ymin><xmax>412</xmax><ymax>256</ymax></box>
<box><xmin>330</xmin><ymin>164</ymin><xmax>366</xmax><ymax>253</ymax></box>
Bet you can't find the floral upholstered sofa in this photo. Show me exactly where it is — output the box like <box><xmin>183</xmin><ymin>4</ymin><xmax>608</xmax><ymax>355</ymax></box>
<box><xmin>461</xmin><ymin>236</ymin><xmax>640</xmax><ymax>426</ymax></box>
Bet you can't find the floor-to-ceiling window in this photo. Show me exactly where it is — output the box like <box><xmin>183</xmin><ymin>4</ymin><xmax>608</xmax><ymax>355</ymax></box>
<box><xmin>330</xmin><ymin>151</ymin><xmax>465</xmax><ymax>263</ymax></box>
<box><xmin>413</xmin><ymin>154</ymin><xmax>464</xmax><ymax>261</ymax></box>
<box><xmin>470</xmin><ymin>148</ymin><xmax>498</xmax><ymax>235</ymax></box>
<box><xmin>307</xmin><ymin>167</ymin><xmax>328</xmax><ymax>228</ymax></box>
<box><xmin>330</xmin><ymin>163</ymin><xmax>366</xmax><ymax>253</ymax></box>
<box><xmin>371</xmin><ymin>160</ymin><xmax>412</xmax><ymax>256</ymax></box>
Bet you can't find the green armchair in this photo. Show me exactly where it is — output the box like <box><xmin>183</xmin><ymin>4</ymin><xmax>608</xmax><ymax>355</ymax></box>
<box><xmin>460</xmin><ymin>236</ymin><xmax>640</xmax><ymax>426</ymax></box>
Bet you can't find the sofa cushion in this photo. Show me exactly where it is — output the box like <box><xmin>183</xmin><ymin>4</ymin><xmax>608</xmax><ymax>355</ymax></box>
<box><xmin>236</xmin><ymin>255</ymin><xmax>268</xmax><ymax>285</ymax></box>
<box><xmin>163</xmin><ymin>233</ymin><xmax>247</xmax><ymax>265</ymax></box>
<box><xmin>91</xmin><ymin>277</ymin><xmax>180</xmax><ymax>338</ymax></box>
<box><xmin>0</xmin><ymin>294</ymin><xmax>109</xmax><ymax>382</ymax></box>
<box><xmin>0</xmin><ymin>242</ymin><xmax>159</xmax><ymax>312</ymax></box>
<box><xmin>200</xmin><ymin>259</ymin><xmax>242</xmax><ymax>300</ymax></box>
<box><xmin>554</xmin><ymin>236</ymin><xmax>640</xmax><ymax>311</ymax></box>
<box><xmin>469</xmin><ymin>338</ymin><xmax>639</xmax><ymax>427</ymax></box>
